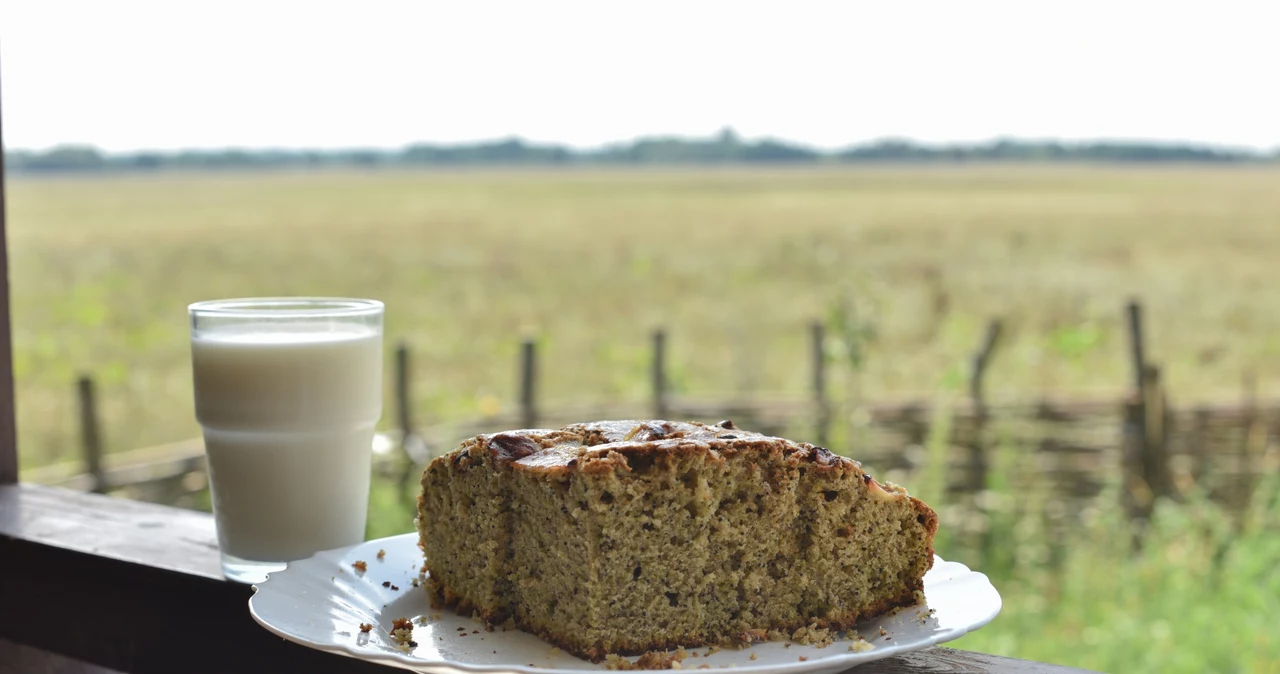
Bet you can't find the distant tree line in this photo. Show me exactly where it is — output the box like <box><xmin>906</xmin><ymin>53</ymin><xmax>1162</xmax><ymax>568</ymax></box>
<box><xmin>5</xmin><ymin>129</ymin><xmax>1276</xmax><ymax>174</ymax></box>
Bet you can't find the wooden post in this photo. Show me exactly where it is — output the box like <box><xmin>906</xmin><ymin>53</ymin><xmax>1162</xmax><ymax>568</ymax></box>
<box><xmin>1126</xmin><ymin>300</ymin><xmax>1145</xmax><ymax>392</ymax></box>
<box><xmin>1121</xmin><ymin>300</ymin><xmax>1150</xmax><ymax>545</ymax></box>
<box><xmin>1120</xmin><ymin>394</ymin><xmax>1148</xmax><ymax>548</ymax></box>
<box><xmin>1190</xmin><ymin>407</ymin><xmax>1211</xmax><ymax>489</ymax></box>
<box><xmin>965</xmin><ymin>319</ymin><xmax>1002</xmax><ymax>493</ymax></box>
<box><xmin>76</xmin><ymin>376</ymin><xmax>106</xmax><ymax>494</ymax></box>
<box><xmin>519</xmin><ymin>338</ymin><xmax>537</xmax><ymax>429</ymax></box>
<box><xmin>1123</xmin><ymin>362</ymin><xmax>1172</xmax><ymax>548</ymax></box>
<box><xmin>1141</xmin><ymin>364</ymin><xmax>1171</xmax><ymax>502</ymax></box>
<box><xmin>0</xmin><ymin>56</ymin><xmax>17</xmax><ymax>486</ymax></box>
<box><xmin>1240</xmin><ymin>369</ymin><xmax>1264</xmax><ymax>517</ymax></box>
<box><xmin>811</xmin><ymin>321</ymin><xmax>829</xmax><ymax>446</ymax></box>
<box><xmin>393</xmin><ymin>341</ymin><xmax>432</xmax><ymax>504</ymax></box>
<box><xmin>1243</xmin><ymin>371</ymin><xmax>1260</xmax><ymax>460</ymax></box>
<box><xmin>968</xmin><ymin>319</ymin><xmax>1003</xmax><ymax>411</ymax></box>
<box><xmin>395</xmin><ymin>342</ymin><xmax>412</xmax><ymax>440</ymax></box>
<box><xmin>652</xmin><ymin>329</ymin><xmax>668</xmax><ymax>419</ymax></box>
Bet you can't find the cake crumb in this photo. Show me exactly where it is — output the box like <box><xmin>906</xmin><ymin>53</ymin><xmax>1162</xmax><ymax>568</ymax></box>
<box><xmin>352</xmin><ymin>560</ymin><xmax>367</xmax><ymax>572</ymax></box>
<box><xmin>791</xmin><ymin>623</ymin><xmax>834</xmax><ymax>647</ymax></box>
<box><xmin>705</xmin><ymin>646</ymin><xmax>720</xmax><ymax>656</ymax></box>
<box><xmin>848</xmin><ymin>638</ymin><xmax>875</xmax><ymax>653</ymax></box>
<box><xmin>604</xmin><ymin>655</ymin><xmax>634</xmax><ymax>670</ymax></box>
<box><xmin>390</xmin><ymin>617</ymin><xmax>414</xmax><ymax>652</ymax></box>
<box><xmin>607</xmin><ymin>648</ymin><xmax>691</xmax><ymax>670</ymax></box>
<box><xmin>736</xmin><ymin>629</ymin><xmax>767</xmax><ymax>645</ymax></box>
<box><xmin>382</xmin><ymin>581</ymin><xmax>391</xmax><ymax>587</ymax></box>
<box><xmin>698</xmin><ymin>666</ymin><xmax>711</xmax><ymax>670</ymax></box>
<box><xmin>358</xmin><ymin>623</ymin><xmax>372</xmax><ymax>633</ymax></box>
<box><xmin>797</xmin><ymin>656</ymin><xmax>808</xmax><ymax>662</ymax></box>
<box><xmin>878</xmin><ymin>627</ymin><xmax>888</xmax><ymax>637</ymax></box>
<box><xmin>417</xmin><ymin>616</ymin><xmax>430</xmax><ymax>625</ymax></box>
<box><xmin>377</xmin><ymin>549</ymin><xmax>386</xmax><ymax>560</ymax></box>
<box><xmin>748</xmin><ymin>653</ymin><xmax>757</xmax><ymax>661</ymax></box>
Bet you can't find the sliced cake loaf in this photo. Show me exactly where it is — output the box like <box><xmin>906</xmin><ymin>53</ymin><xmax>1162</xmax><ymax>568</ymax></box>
<box><xmin>416</xmin><ymin>420</ymin><xmax>938</xmax><ymax>662</ymax></box>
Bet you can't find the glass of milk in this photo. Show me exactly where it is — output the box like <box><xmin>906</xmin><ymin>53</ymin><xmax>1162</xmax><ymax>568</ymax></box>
<box><xmin>189</xmin><ymin>298</ymin><xmax>384</xmax><ymax>583</ymax></box>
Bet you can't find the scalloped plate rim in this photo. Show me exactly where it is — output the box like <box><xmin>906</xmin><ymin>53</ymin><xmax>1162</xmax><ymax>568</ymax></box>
<box><xmin>249</xmin><ymin>533</ymin><xmax>1001</xmax><ymax>674</ymax></box>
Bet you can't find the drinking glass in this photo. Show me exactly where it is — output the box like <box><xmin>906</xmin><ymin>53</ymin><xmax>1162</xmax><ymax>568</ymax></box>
<box><xmin>189</xmin><ymin>298</ymin><xmax>384</xmax><ymax>583</ymax></box>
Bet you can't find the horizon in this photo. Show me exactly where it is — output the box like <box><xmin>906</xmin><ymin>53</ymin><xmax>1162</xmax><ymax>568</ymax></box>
<box><xmin>3</xmin><ymin>0</ymin><xmax>1279</xmax><ymax>153</ymax></box>
<box><xmin>5</xmin><ymin>131</ymin><xmax>1276</xmax><ymax>157</ymax></box>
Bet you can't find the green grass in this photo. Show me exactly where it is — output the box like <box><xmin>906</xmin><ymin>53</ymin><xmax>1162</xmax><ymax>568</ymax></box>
<box><xmin>948</xmin><ymin>489</ymin><xmax>1280</xmax><ymax>673</ymax></box>
<box><xmin>8</xmin><ymin>165</ymin><xmax>1280</xmax><ymax>672</ymax></box>
<box><xmin>9</xmin><ymin>166</ymin><xmax>1280</xmax><ymax>469</ymax></box>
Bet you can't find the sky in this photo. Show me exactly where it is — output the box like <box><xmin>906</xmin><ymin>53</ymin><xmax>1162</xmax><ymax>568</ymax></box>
<box><xmin>2</xmin><ymin>0</ymin><xmax>1278</xmax><ymax>153</ymax></box>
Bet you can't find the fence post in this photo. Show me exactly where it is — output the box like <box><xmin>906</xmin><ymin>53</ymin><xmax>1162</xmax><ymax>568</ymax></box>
<box><xmin>394</xmin><ymin>341</ymin><xmax>433</xmax><ymax>504</ymax></box>
<box><xmin>1121</xmin><ymin>300</ymin><xmax>1150</xmax><ymax>547</ymax></box>
<box><xmin>1120</xmin><ymin>393</ymin><xmax>1148</xmax><ymax>548</ymax></box>
<box><xmin>76</xmin><ymin>375</ymin><xmax>106</xmax><ymax>494</ymax></box>
<box><xmin>811</xmin><ymin>320</ymin><xmax>829</xmax><ymax>446</ymax></box>
<box><xmin>965</xmin><ymin>319</ymin><xmax>1002</xmax><ymax>493</ymax></box>
<box><xmin>652</xmin><ymin>329</ymin><xmax>668</xmax><ymax>419</ymax></box>
<box><xmin>968</xmin><ymin>319</ymin><xmax>1003</xmax><ymax>411</ymax></box>
<box><xmin>1241</xmin><ymin>369</ymin><xmax>1264</xmax><ymax>514</ymax></box>
<box><xmin>395</xmin><ymin>342</ymin><xmax>412</xmax><ymax>440</ymax></box>
<box><xmin>1190</xmin><ymin>407</ymin><xmax>1210</xmax><ymax>490</ymax></box>
<box><xmin>1126</xmin><ymin>300</ymin><xmax>1146</xmax><ymax>392</ymax></box>
<box><xmin>1141</xmin><ymin>364</ymin><xmax>1172</xmax><ymax>502</ymax></box>
<box><xmin>519</xmin><ymin>338</ymin><xmax>537</xmax><ymax>429</ymax></box>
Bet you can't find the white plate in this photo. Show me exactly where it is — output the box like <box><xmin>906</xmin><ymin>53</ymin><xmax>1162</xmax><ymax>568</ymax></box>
<box><xmin>250</xmin><ymin>534</ymin><xmax>1001</xmax><ymax>674</ymax></box>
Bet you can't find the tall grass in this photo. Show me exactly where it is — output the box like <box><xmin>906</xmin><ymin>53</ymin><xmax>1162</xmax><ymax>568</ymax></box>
<box><xmin>931</xmin><ymin>432</ymin><xmax>1280</xmax><ymax>672</ymax></box>
<box><xmin>8</xmin><ymin>166</ymin><xmax>1280</xmax><ymax>470</ymax></box>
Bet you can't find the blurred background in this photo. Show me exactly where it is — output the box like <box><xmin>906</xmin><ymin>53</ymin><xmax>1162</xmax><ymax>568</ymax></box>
<box><xmin>3</xmin><ymin>1</ymin><xmax>1279</xmax><ymax>671</ymax></box>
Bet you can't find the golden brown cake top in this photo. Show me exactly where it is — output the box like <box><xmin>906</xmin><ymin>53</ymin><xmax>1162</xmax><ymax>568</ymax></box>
<box><xmin>446</xmin><ymin>419</ymin><xmax>912</xmax><ymax>501</ymax></box>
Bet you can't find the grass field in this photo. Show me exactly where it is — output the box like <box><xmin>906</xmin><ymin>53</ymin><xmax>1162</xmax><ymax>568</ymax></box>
<box><xmin>8</xmin><ymin>165</ymin><xmax>1280</xmax><ymax>672</ymax></box>
<box><xmin>9</xmin><ymin>165</ymin><xmax>1280</xmax><ymax>469</ymax></box>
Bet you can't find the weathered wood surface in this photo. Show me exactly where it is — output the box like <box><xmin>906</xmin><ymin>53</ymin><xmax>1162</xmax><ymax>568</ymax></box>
<box><xmin>0</xmin><ymin>484</ymin><xmax>1093</xmax><ymax>673</ymax></box>
<box><xmin>0</xmin><ymin>638</ymin><xmax>123</xmax><ymax>674</ymax></box>
<box><xmin>0</xmin><ymin>53</ymin><xmax>17</xmax><ymax>487</ymax></box>
<box><xmin>845</xmin><ymin>647</ymin><xmax>1099</xmax><ymax>673</ymax></box>
<box><xmin>0</xmin><ymin>485</ymin><xmax>392</xmax><ymax>674</ymax></box>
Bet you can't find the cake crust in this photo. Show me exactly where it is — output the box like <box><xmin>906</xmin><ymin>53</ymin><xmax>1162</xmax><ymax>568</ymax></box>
<box><xmin>417</xmin><ymin>420</ymin><xmax>938</xmax><ymax>662</ymax></box>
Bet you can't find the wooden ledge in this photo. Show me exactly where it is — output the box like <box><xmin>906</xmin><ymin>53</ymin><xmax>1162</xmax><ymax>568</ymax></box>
<box><xmin>0</xmin><ymin>484</ymin><xmax>1091</xmax><ymax>673</ymax></box>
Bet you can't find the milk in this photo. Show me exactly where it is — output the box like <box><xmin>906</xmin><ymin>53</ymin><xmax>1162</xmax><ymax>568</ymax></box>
<box><xmin>192</xmin><ymin>328</ymin><xmax>383</xmax><ymax>563</ymax></box>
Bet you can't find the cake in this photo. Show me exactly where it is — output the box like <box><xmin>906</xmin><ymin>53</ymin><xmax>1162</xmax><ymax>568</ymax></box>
<box><xmin>415</xmin><ymin>420</ymin><xmax>938</xmax><ymax>662</ymax></box>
